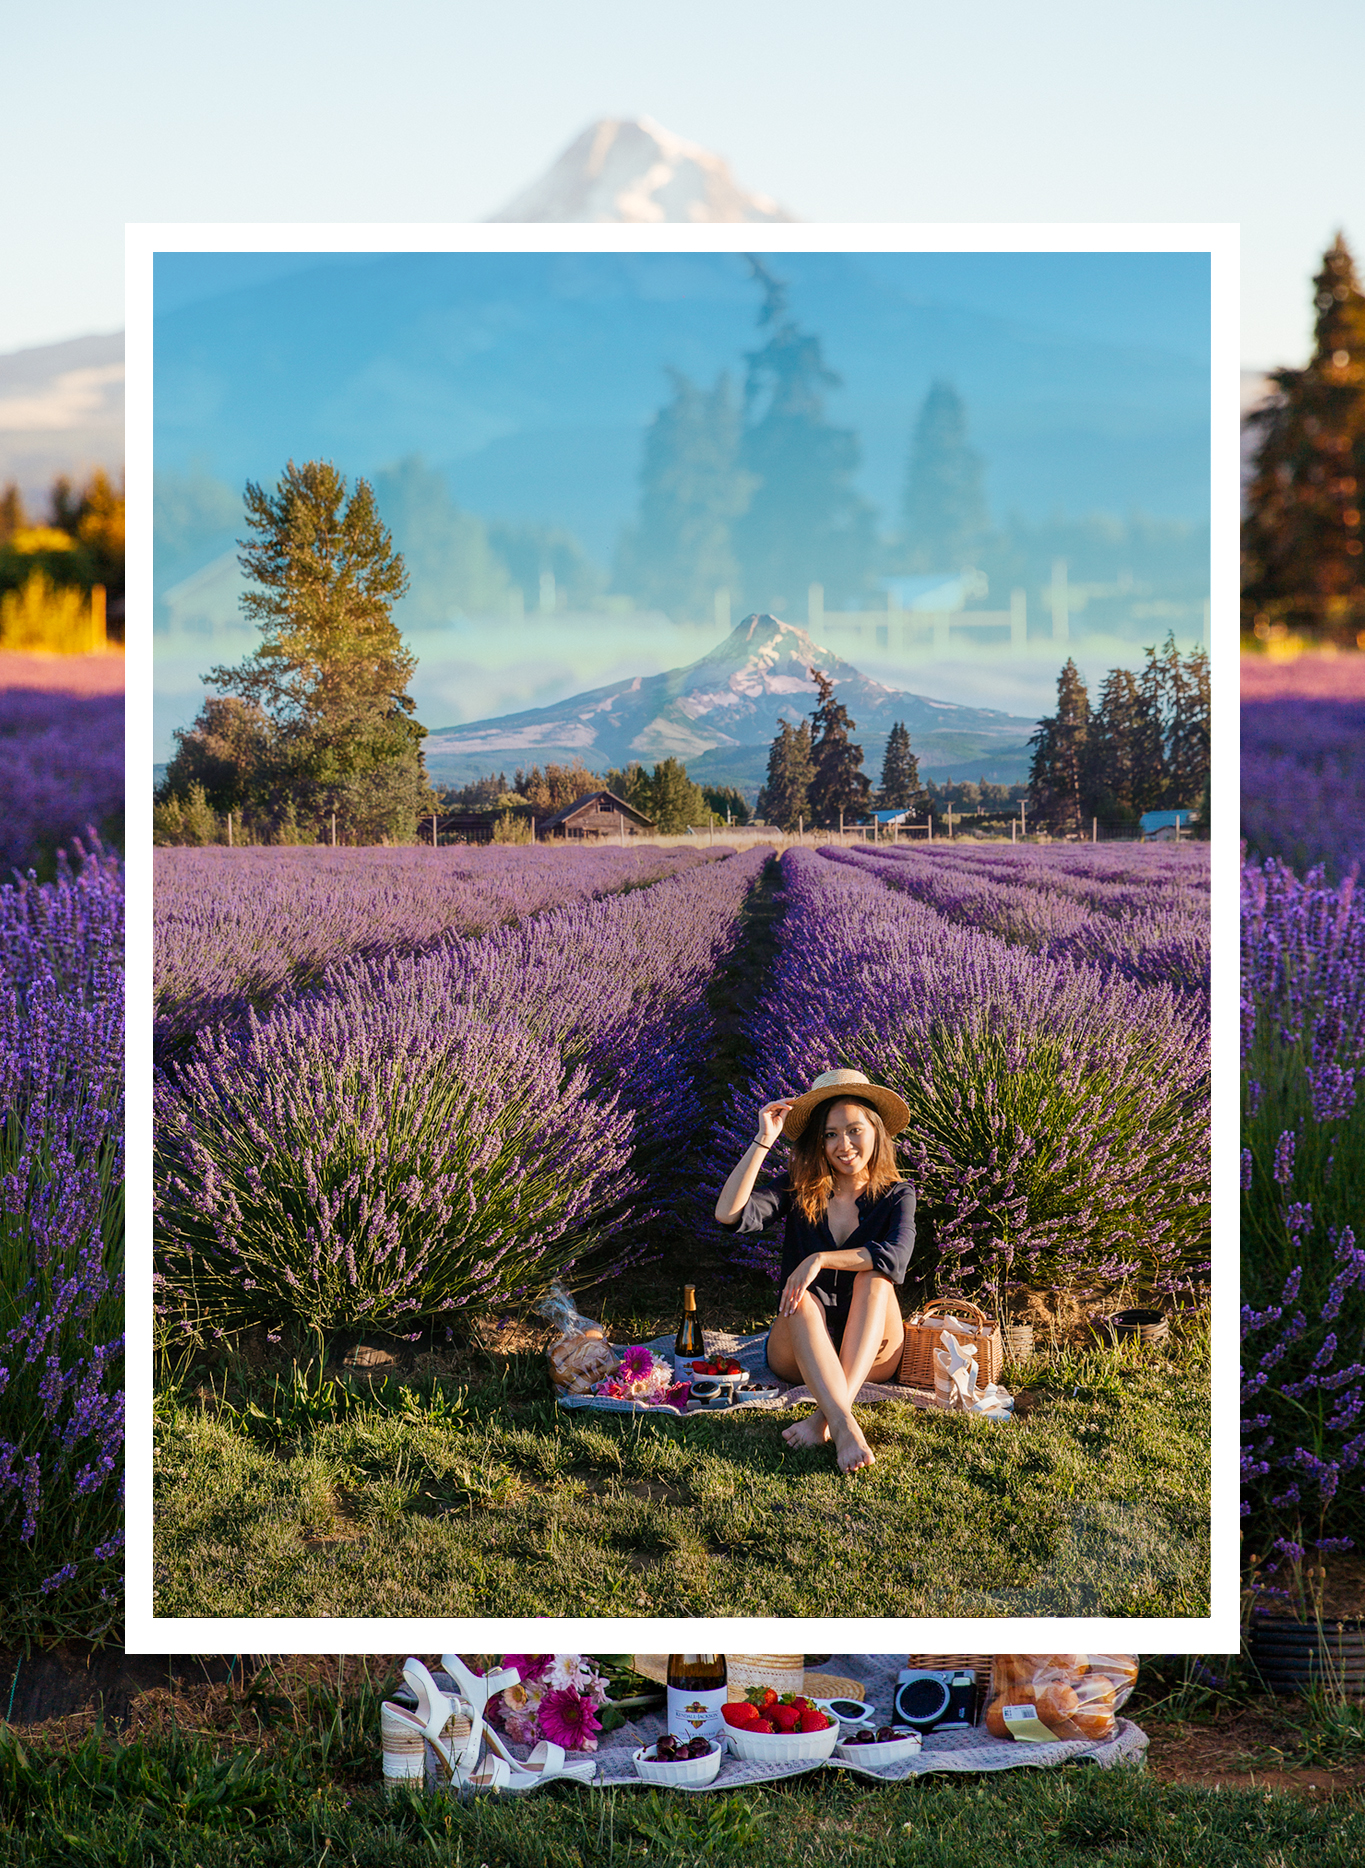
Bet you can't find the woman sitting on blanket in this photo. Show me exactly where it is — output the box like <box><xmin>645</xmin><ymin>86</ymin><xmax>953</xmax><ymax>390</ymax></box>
<box><xmin>715</xmin><ymin>1068</ymin><xmax>915</xmax><ymax>1477</ymax></box>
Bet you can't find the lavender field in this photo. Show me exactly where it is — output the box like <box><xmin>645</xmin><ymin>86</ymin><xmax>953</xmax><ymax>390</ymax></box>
<box><xmin>156</xmin><ymin>838</ymin><xmax>1211</xmax><ymax>1348</ymax></box>
<box><xmin>155</xmin><ymin>835</ymin><xmax>1209</xmax><ymax>1618</ymax></box>
<box><xmin>1243</xmin><ymin>652</ymin><xmax>1365</xmax><ymax>881</ymax></box>
<box><xmin>0</xmin><ymin>845</ymin><xmax>124</xmax><ymax>1644</ymax></box>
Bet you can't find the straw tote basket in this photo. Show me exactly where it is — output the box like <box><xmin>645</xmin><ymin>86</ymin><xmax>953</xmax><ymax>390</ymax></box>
<box><xmin>903</xmin><ymin>1653</ymin><xmax>994</xmax><ymax>1700</ymax></box>
<box><xmin>631</xmin><ymin>1656</ymin><xmax>864</xmax><ymax>1702</ymax></box>
<box><xmin>898</xmin><ymin>1297</ymin><xmax>1003</xmax><ymax>1390</ymax></box>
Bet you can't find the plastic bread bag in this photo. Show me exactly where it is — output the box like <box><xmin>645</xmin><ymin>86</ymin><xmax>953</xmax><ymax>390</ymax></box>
<box><xmin>536</xmin><ymin>1283</ymin><xmax>620</xmax><ymax>1395</ymax></box>
<box><xmin>984</xmin><ymin>1655</ymin><xmax>1138</xmax><ymax>1743</ymax></box>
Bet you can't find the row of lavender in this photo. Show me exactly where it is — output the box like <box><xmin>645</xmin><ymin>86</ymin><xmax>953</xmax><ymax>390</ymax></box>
<box><xmin>829</xmin><ymin>844</ymin><xmax>1209</xmax><ymax>996</ymax></box>
<box><xmin>1242</xmin><ymin>657</ymin><xmax>1365</xmax><ymax>883</ymax></box>
<box><xmin>707</xmin><ymin>846</ymin><xmax>1209</xmax><ymax>1308</ymax></box>
<box><xmin>0</xmin><ymin>846</ymin><xmax>123</xmax><ymax>1643</ymax></box>
<box><xmin>155</xmin><ymin>846</ymin><xmax>769</xmax><ymax>1344</ymax></box>
<box><xmin>154</xmin><ymin>842</ymin><xmax>723</xmax><ymax>1057</ymax></box>
<box><xmin>0</xmin><ymin>686</ymin><xmax>123</xmax><ymax>876</ymax></box>
<box><xmin>1241</xmin><ymin>855</ymin><xmax>1365</xmax><ymax>1573</ymax></box>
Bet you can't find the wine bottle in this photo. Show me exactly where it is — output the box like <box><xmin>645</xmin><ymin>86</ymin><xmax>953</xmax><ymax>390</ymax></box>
<box><xmin>673</xmin><ymin>1284</ymin><xmax>704</xmax><ymax>1379</ymax></box>
<box><xmin>666</xmin><ymin>1653</ymin><xmax>727</xmax><ymax>1742</ymax></box>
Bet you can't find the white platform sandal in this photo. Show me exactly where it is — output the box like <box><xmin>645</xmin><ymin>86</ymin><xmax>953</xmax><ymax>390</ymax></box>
<box><xmin>381</xmin><ymin>1657</ymin><xmax>498</xmax><ymax>1794</ymax></box>
<box><xmin>441</xmin><ymin>1654</ymin><xmax>597</xmax><ymax>1791</ymax></box>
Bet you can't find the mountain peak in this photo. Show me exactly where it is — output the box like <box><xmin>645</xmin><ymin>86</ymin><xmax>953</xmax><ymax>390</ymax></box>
<box><xmin>488</xmin><ymin>117</ymin><xmax>795</xmax><ymax>224</ymax></box>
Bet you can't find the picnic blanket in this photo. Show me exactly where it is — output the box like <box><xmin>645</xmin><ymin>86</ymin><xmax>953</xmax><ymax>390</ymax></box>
<box><xmin>422</xmin><ymin>1655</ymin><xmax>1147</xmax><ymax>1793</ymax></box>
<box><xmin>555</xmin><ymin>1330</ymin><xmax>939</xmax><ymax>1416</ymax></box>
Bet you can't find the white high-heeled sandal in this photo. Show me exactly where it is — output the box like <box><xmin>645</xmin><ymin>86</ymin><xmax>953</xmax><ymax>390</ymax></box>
<box><xmin>381</xmin><ymin>1658</ymin><xmax>505</xmax><ymax>1794</ymax></box>
<box><xmin>441</xmin><ymin>1654</ymin><xmax>597</xmax><ymax>1791</ymax></box>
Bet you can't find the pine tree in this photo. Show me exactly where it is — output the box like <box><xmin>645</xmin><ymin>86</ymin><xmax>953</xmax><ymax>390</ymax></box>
<box><xmin>806</xmin><ymin>669</ymin><xmax>871</xmax><ymax>827</ymax></box>
<box><xmin>701</xmin><ymin>784</ymin><xmax>751</xmax><ymax>826</ymax></box>
<box><xmin>876</xmin><ymin>721</ymin><xmax>924</xmax><ymax>812</ymax></box>
<box><xmin>900</xmin><ymin>380</ymin><xmax>989</xmax><ymax>571</ymax></box>
<box><xmin>0</xmin><ymin>483</ymin><xmax>26</xmax><ymax>544</ymax></box>
<box><xmin>1084</xmin><ymin>667</ymin><xmax>1144</xmax><ymax>824</ymax></box>
<box><xmin>756</xmin><ymin>719</ymin><xmax>814</xmax><ymax>831</ymax></box>
<box><xmin>613</xmin><ymin>371</ymin><xmax>754</xmax><ymax>620</ymax></box>
<box><xmin>645</xmin><ymin>757</ymin><xmax>709</xmax><ymax>833</ymax></box>
<box><xmin>207</xmin><ymin>460</ymin><xmax>426</xmax><ymax>830</ymax></box>
<box><xmin>732</xmin><ymin>261</ymin><xmax>879</xmax><ymax>614</ymax></box>
<box><xmin>1027</xmin><ymin>658</ymin><xmax>1090</xmax><ymax>835</ymax></box>
<box><xmin>1243</xmin><ymin>234</ymin><xmax>1365</xmax><ymax>645</ymax></box>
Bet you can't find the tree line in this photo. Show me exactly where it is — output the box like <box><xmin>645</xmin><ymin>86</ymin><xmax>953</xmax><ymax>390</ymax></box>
<box><xmin>0</xmin><ymin>471</ymin><xmax>125</xmax><ymax>635</ymax></box>
<box><xmin>1025</xmin><ymin>636</ymin><xmax>1210</xmax><ymax>834</ymax></box>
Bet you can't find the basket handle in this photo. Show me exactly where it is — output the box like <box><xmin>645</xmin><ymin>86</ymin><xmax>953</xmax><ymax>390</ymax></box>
<box><xmin>920</xmin><ymin>1295</ymin><xmax>992</xmax><ymax>1331</ymax></box>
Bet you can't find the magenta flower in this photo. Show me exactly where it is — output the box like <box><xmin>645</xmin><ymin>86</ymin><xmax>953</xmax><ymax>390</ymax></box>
<box><xmin>538</xmin><ymin>1688</ymin><xmax>601</xmax><ymax>1752</ymax></box>
<box><xmin>501</xmin><ymin>1653</ymin><xmax>553</xmax><ymax>1685</ymax></box>
<box><xmin>664</xmin><ymin>1382</ymin><xmax>691</xmax><ymax>1411</ymax></box>
<box><xmin>619</xmin><ymin>1346</ymin><xmax>655</xmax><ymax>1380</ymax></box>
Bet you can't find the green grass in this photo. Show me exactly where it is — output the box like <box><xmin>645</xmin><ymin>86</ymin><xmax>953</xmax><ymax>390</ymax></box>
<box><xmin>2</xmin><ymin>1726</ymin><xmax>1363</xmax><ymax>1868</ymax></box>
<box><xmin>154</xmin><ymin>1327</ymin><xmax>1209</xmax><ymax>1618</ymax></box>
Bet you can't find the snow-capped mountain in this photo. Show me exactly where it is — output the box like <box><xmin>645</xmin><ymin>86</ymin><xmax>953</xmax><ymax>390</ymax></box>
<box><xmin>424</xmin><ymin>613</ymin><xmax>1037</xmax><ymax>772</ymax></box>
<box><xmin>488</xmin><ymin>116</ymin><xmax>793</xmax><ymax>223</ymax></box>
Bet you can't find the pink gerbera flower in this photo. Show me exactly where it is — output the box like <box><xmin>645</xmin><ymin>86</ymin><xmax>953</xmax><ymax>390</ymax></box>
<box><xmin>538</xmin><ymin>1688</ymin><xmax>602</xmax><ymax>1751</ymax></box>
<box><xmin>619</xmin><ymin>1346</ymin><xmax>655</xmax><ymax>1381</ymax></box>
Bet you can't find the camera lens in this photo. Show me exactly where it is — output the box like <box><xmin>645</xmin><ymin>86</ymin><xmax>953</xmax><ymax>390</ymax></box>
<box><xmin>894</xmin><ymin>1676</ymin><xmax>951</xmax><ymax>1728</ymax></box>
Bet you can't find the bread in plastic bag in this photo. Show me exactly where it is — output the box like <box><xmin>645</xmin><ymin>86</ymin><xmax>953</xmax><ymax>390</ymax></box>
<box><xmin>984</xmin><ymin>1654</ymin><xmax>1137</xmax><ymax>1743</ymax></box>
<box><xmin>536</xmin><ymin>1284</ymin><xmax>620</xmax><ymax>1395</ymax></box>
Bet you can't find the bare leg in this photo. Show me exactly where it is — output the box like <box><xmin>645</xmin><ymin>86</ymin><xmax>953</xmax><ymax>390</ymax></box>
<box><xmin>768</xmin><ymin>1274</ymin><xmax>903</xmax><ymax>1474</ymax></box>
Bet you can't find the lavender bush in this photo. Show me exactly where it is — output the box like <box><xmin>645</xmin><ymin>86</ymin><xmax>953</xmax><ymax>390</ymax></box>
<box><xmin>0</xmin><ymin>688</ymin><xmax>123</xmax><ymax>873</ymax></box>
<box><xmin>156</xmin><ymin>846</ymin><xmax>768</xmax><ymax>1342</ymax></box>
<box><xmin>154</xmin><ymin>842</ymin><xmax>723</xmax><ymax>1056</ymax></box>
<box><xmin>1241</xmin><ymin>854</ymin><xmax>1365</xmax><ymax>1571</ymax></box>
<box><xmin>0</xmin><ymin>844</ymin><xmax>123</xmax><ymax>1643</ymax></box>
<box><xmin>710</xmin><ymin>847</ymin><xmax>1209</xmax><ymax>1307</ymax></box>
<box><xmin>829</xmin><ymin>844</ymin><xmax>1209</xmax><ymax>995</ymax></box>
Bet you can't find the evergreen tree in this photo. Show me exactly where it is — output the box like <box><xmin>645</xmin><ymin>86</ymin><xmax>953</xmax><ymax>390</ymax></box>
<box><xmin>206</xmin><ymin>460</ymin><xmax>427</xmax><ymax>833</ymax></box>
<box><xmin>807</xmin><ymin>668</ymin><xmax>871</xmax><ymax>826</ymax></box>
<box><xmin>701</xmin><ymin>784</ymin><xmax>751</xmax><ymax>825</ymax></box>
<box><xmin>0</xmin><ymin>483</ymin><xmax>26</xmax><ymax>543</ymax></box>
<box><xmin>900</xmin><ymin>380</ymin><xmax>989</xmax><ymax>571</ymax></box>
<box><xmin>1027</xmin><ymin>658</ymin><xmax>1090</xmax><ymax>835</ymax></box>
<box><xmin>1243</xmin><ymin>233</ymin><xmax>1365</xmax><ymax>644</ymax></box>
<box><xmin>613</xmin><ymin>371</ymin><xmax>754</xmax><ymax>620</ymax></box>
<box><xmin>756</xmin><ymin>718</ymin><xmax>814</xmax><ymax>831</ymax></box>
<box><xmin>1133</xmin><ymin>632</ymin><xmax>1208</xmax><ymax>810</ymax></box>
<box><xmin>875</xmin><ymin>720</ymin><xmax>924</xmax><ymax>812</ymax></box>
<box><xmin>645</xmin><ymin>757</ymin><xmax>709</xmax><ymax>833</ymax></box>
<box><xmin>732</xmin><ymin>261</ymin><xmax>879</xmax><ymax>614</ymax></box>
<box><xmin>1084</xmin><ymin>667</ymin><xmax>1144</xmax><ymax>823</ymax></box>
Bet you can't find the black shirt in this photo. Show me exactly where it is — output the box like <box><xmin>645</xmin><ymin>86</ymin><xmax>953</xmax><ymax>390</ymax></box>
<box><xmin>718</xmin><ymin>1177</ymin><xmax>918</xmax><ymax>1348</ymax></box>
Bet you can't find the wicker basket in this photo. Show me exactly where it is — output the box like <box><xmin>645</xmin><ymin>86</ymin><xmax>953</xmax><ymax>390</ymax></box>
<box><xmin>903</xmin><ymin>1653</ymin><xmax>993</xmax><ymax>1700</ymax></box>
<box><xmin>898</xmin><ymin>1298</ymin><xmax>1002</xmax><ymax>1389</ymax></box>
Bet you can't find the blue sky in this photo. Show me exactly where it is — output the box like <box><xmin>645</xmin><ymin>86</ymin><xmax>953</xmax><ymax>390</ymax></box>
<box><xmin>4</xmin><ymin>0</ymin><xmax>1362</xmax><ymax>366</ymax></box>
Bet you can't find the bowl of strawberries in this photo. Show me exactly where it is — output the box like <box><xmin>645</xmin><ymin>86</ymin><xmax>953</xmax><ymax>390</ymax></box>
<box><xmin>721</xmin><ymin>1690</ymin><xmax>841</xmax><ymax>1764</ymax></box>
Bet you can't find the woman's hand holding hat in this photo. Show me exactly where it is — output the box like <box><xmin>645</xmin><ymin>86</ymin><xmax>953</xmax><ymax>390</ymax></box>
<box><xmin>754</xmin><ymin>1100</ymin><xmax>793</xmax><ymax>1149</ymax></box>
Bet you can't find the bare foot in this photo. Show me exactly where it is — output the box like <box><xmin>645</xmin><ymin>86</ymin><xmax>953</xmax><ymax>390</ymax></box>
<box><xmin>833</xmin><ymin>1418</ymin><xmax>876</xmax><ymax>1475</ymax></box>
<box><xmin>782</xmin><ymin>1413</ymin><xmax>831</xmax><ymax>1449</ymax></box>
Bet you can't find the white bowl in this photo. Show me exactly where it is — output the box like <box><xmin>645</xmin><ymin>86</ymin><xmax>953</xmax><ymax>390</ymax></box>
<box><xmin>835</xmin><ymin>1729</ymin><xmax>924</xmax><ymax>1769</ymax></box>
<box><xmin>725</xmin><ymin>1717</ymin><xmax>841</xmax><ymax>1765</ymax></box>
<box><xmin>631</xmin><ymin>1740</ymin><xmax>723</xmax><ymax>1788</ymax></box>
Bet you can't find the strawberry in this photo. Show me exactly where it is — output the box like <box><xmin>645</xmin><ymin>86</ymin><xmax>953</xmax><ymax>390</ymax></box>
<box><xmin>771</xmin><ymin>1704</ymin><xmax>800</xmax><ymax>1732</ymax></box>
<box><xmin>798</xmin><ymin>1709</ymin><xmax>829</xmax><ymax>1732</ymax></box>
<box><xmin>752</xmin><ymin>1718</ymin><xmax>775</xmax><ymax>1733</ymax></box>
<box><xmin>760</xmin><ymin>1688</ymin><xmax>779</xmax><ymax>1709</ymax></box>
<box><xmin>723</xmin><ymin>1702</ymin><xmax>759</xmax><ymax>1727</ymax></box>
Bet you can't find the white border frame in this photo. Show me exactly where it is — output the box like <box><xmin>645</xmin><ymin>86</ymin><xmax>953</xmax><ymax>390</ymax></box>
<box><xmin>125</xmin><ymin>219</ymin><xmax>1240</xmax><ymax>1656</ymax></box>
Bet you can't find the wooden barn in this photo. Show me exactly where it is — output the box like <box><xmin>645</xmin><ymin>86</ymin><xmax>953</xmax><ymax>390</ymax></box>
<box><xmin>537</xmin><ymin>790</ymin><xmax>655</xmax><ymax>840</ymax></box>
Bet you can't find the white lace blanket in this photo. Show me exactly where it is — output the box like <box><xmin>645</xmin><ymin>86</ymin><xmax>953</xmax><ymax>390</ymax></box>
<box><xmin>555</xmin><ymin>1330</ymin><xmax>938</xmax><ymax>1415</ymax></box>
<box><xmin>423</xmin><ymin>1654</ymin><xmax>1148</xmax><ymax>1792</ymax></box>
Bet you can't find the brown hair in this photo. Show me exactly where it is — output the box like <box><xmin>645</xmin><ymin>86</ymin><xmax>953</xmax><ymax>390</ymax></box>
<box><xmin>789</xmin><ymin>1096</ymin><xmax>902</xmax><ymax>1223</ymax></box>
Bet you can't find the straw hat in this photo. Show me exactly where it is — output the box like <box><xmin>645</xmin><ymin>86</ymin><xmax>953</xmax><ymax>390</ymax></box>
<box><xmin>782</xmin><ymin>1069</ymin><xmax>910</xmax><ymax>1141</ymax></box>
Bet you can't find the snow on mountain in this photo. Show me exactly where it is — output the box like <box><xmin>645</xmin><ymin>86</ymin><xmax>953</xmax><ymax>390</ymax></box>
<box><xmin>488</xmin><ymin>116</ymin><xmax>794</xmax><ymax>224</ymax></box>
<box><xmin>424</xmin><ymin>613</ymin><xmax>1036</xmax><ymax>770</ymax></box>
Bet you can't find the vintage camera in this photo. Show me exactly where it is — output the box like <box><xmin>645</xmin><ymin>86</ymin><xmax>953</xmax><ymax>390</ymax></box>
<box><xmin>893</xmin><ymin>1668</ymin><xmax>978</xmax><ymax>1732</ymax></box>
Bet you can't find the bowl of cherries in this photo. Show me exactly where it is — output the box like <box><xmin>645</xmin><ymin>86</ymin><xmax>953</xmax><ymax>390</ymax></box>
<box><xmin>835</xmin><ymin>1723</ymin><xmax>924</xmax><ymax>1768</ymax></box>
<box><xmin>632</xmin><ymin>1733</ymin><xmax>723</xmax><ymax>1788</ymax></box>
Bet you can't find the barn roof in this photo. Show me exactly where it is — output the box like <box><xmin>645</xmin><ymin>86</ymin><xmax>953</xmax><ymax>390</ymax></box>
<box><xmin>535</xmin><ymin>789</ymin><xmax>656</xmax><ymax>831</ymax></box>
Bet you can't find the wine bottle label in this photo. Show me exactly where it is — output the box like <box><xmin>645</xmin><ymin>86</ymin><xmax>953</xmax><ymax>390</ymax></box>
<box><xmin>666</xmin><ymin>1684</ymin><xmax>727</xmax><ymax>1742</ymax></box>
